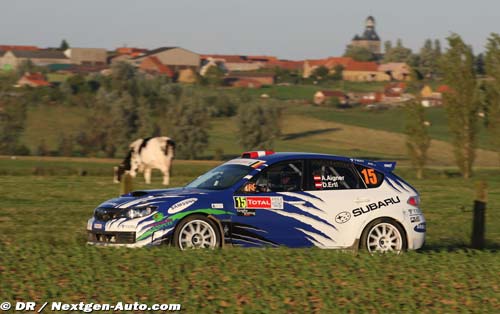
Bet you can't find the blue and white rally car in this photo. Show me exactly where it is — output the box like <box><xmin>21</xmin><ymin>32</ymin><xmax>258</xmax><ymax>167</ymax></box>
<box><xmin>87</xmin><ymin>151</ymin><xmax>426</xmax><ymax>252</ymax></box>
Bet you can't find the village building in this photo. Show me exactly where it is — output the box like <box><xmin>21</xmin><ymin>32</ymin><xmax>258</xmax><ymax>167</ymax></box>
<box><xmin>0</xmin><ymin>50</ymin><xmax>70</xmax><ymax>70</ymax></box>
<box><xmin>378</xmin><ymin>63</ymin><xmax>411</xmax><ymax>81</ymax></box>
<box><xmin>138</xmin><ymin>56</ymin><xmax>175</xmax><ymax>78</ymax></box>
<box><xmin>16</xmin><ymin>72</ymin><xmax>51</xmax><ymax>87</ymax></box>
<box><xmin>349</xmin><ymin>16</ymin><xmax>382</xmax><ymax>56</ymax></box>
<box><xmin>131</xmin><ymin>47</ymin><xmax>200</xmax><ymax>72</ymax></box>
<box><xmin>64</xmin><ymin>48</ymin><xmax>107</xmax><ymax>65</ymax></box>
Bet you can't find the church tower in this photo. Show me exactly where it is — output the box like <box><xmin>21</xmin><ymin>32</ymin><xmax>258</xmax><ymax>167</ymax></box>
<box><xmin>350</xmin><ymin>16</ymin><xmax>381</xmax><ymax>55</ymax></box>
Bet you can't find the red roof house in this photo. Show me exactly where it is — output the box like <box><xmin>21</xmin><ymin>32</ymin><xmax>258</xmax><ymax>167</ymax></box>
<box><xmin>139</xmin><ymin>56</ymin><xmax>175</xmax><ymax>78</ymax></box>
<box><xmin>17</xmin><ymin>72</ymin><xmax>51</xmax><ymax>87</ymax></box>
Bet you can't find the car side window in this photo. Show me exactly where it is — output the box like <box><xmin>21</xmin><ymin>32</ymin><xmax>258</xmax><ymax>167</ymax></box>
<box><xmin>353</xmin><ymin>164</ymin><xmax>384</xmax><ymax>188</ymax></box>
<box><xmin>242</xmin><ymin>160</ymin><xmax>304</xmax><ymax>193</ymax></box>
<box><xmin>308</xmin><ymin>159</ymin><xmax>364</xmax><ymax>190</ymax></box>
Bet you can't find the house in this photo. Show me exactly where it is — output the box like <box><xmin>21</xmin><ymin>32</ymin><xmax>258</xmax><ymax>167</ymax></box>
<box><xmin>138</xmin><ymin>56</ymin><xmax>175</xmax><ymax>78</ymax></box>
<box><xmin>420</xmin><ymin>85</ymin><xmax>452</xmax><ymax>107</ymax></box>
<box><xmin>313</xmin><ymin>90</ymin><xmax>349</xmax><ymax>105</ymax></box>
<box><xmin>132</xmin><ymin>47</ymin><xmax>200</xmax><ymax>72</ymax></box>
<box><xmin>384</xmin><ymin>82</ymin><xmax>406</xmax><ymax>95</ymax></box>
<box><xmin>420</xmin><ymin>85</ymin><xmax>433</xmax><ymax>98</ymax></box>
<box><xmin>115</xmin><ymin>47</ymin><xmax>148</xmax><ymax>57</ymax></box>
<box><xmin>343</xmin><ymin>60</ymin><xmax>389</xmax><ymax>81</ymax></box>
<box><xmin>378</xmin><ymin>63</ymin><xmax>411</xmax><ymax>81</ymax></box>
<box><xmin>64</xmin><ymin>48</ymin><xmax>107</xmax><ymax>65</ymax></box>
<box><xmin>16</xmin><ymin>72</ymin><xmax>51</xmax><ymax>87</ymax></box>
<box><xmin>348</xmin><ymin>92</ymin><xmax>383</xmax><ymax>105</ymax></box>
<box><xmin>201</xmin><ymin>55</ymin><xmax>263</xmax><ymax>72</ymax></box>
<box><xmin>225</xmin><ymin>72</ymin><xmax>275</xmax><ymax>88</ymax></box>
<box><xmin>266</xmin><ymin>59</ymin><xmax>304</xmax><ymax>72</ymax></box>
<box><xmin>0</xmin><ymin>50</ymin><xmax>70</xmax><ymax>70</ymax></box>
<box><xmin>303</xmin><ymin>57</ymin><xmax>351</xmax><ymax>78</ymax></box>
<box><xmin>0</xmin><ymin>45</ymin><xmax>39</xmax><ymax>52</ymax></box>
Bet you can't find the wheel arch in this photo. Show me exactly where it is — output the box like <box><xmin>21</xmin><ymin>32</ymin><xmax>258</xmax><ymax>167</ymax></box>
<box><xmin>170</xmin><ymin>212</ymin><xmax>225</xmax><ymax>248</ymax></box>
<box><xmin>357</xmin><ymin>216</ymin><xmax>408</xmax><ymax>249</ymax></box>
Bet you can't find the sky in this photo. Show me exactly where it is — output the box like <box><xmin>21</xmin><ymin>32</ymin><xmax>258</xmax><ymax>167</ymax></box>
<box><xmin>1</xmin><ymin>0</ymin><xmax>499</xmax><ymax>60</ymax></box>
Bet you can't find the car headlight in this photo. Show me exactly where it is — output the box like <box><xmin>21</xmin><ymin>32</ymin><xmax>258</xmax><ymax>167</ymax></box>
<box><xmin>125</xmin><ymin>206</ymin><xmax>153</xmax><ymax>219</ymax></box>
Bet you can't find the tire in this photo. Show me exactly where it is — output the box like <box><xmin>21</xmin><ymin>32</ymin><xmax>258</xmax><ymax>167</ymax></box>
<box><xmin>173</xmin><ymin>215</ymin><xmax>221</xmax><ymax>250</ymax></box>
<box><xmin>360</xmin><ymin>218</ymin><xmax>407</xmax><ymax>253</ymax></box>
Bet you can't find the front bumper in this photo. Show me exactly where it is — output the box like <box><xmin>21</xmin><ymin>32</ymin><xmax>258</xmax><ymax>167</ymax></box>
<box><xmin>87</xmin><ymin>216</ymin><xmax>174</xmax><ymax>247</ymax></box>
<box><xmin>87</xmin><ymin>231</ymin><xmax>136</xmax><ymax>244</ymax></box>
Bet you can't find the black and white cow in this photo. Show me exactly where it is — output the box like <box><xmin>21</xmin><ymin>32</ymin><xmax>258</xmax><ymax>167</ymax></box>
<box><xmin>114</xmin><ymin>137</ymin><xmax>176</xmax><ymax>185</ymax></box>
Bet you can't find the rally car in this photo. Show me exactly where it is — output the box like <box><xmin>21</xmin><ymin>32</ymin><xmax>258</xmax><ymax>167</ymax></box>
<box><xmin>87</xmin><ymin>151</ymin><xmax>426</xmax><ymax>252</ymax></box>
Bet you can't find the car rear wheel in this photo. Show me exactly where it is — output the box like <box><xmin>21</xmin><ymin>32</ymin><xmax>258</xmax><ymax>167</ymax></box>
<box><xmin>360</xmin><ymin>218</ymin><xmax>407</xmax><ymax>253</ymax></box>
<box><xmin>173</xmin><ymin>215</ymin><xmax>220</xmax><ymax>250</ymax></box>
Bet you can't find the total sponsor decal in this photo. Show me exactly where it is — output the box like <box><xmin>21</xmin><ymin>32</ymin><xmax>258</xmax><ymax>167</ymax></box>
<box><xmin>167</xmin><ymin>198</ymin><xmax>197</xmax><ymax>214</ymax></box>
<box><xmin>234</xmin><ymin>196</ymin><xmax>284</xmax><ymax>210</ymax></box>
<box><xmin>352</xmin><ymin>196</ymin><xmax>401</xmax><ymax>217</ymax></box>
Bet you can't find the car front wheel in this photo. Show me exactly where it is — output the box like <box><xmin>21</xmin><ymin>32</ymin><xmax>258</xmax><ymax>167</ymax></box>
<box><xmin>173</xmin><ymin>215</ymin><xmax>220</xmax><ymax>250</ymax></box>
<box><xmin>360</xmin><ymin>218</ymin><xmax>407</xmax><ymax>253</ymax></box>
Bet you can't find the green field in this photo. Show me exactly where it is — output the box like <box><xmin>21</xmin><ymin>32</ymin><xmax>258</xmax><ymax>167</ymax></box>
<box><xmin>1</xmin><ymin>158</ymin><xmax>499</xmax><ymax>313</ymax></box>
<box><xmin>20</xmin><ymin>101</ymin><xmax>500</xmax><ymax>169</ymax></box>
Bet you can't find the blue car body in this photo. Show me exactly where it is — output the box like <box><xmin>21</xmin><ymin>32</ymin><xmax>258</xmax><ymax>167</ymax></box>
<box><xmin>87</xmin><ymin>152</ymin><xmax>426</xmax><ymax>250</ymax></box>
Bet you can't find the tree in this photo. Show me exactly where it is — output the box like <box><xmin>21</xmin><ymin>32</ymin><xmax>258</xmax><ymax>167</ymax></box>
<box><xmin>59</xmin><ymin>39</ymin><xmax>70</xmax><ymax>51</ymax></box>
<box><xmin>330</xmin><ymin>64</ymin><xmax>344</xmax><ymax>81</ymax></box>
<box><xmin>418</xmin><ymin>39</ymin><xmax>436</xmax><ymax>79</ymax></box>
<box><xmin>168</xmin><ymin>95</ymin><xmax>210</xmax><ymax>159</ymax></box>
<box><xmin>201</xmin><ymin>65</ymin><xmax>225</xmax><ymax>86</ymax></box>
<box><xmin>405</xmin><ymin>100</ymin><xmax>430</xmax><ymax>179</ymax></box>
<box><xmin>343</xmin><ymin>46</ymin><xmax>376</xmax><ymax>62</ymax></box>
<box><xmin>434</xmin><ymin>39</ymin><xmax>442</xmax><ymax>57</ymax></box>
<box><xmin>237</xmin><ymin>102</ymin><xmax>281</xmax><ymax>150</ymax></box>
<box><xmin>105</xmin><ymin>93</ymin><xmax>136</xmax><ymax>157</ymax></box>
<box><xmin>383</xmin><ymin>39</ymin><xmax>412</xmax><ymax>63</ymax></box>
<box><xmin>135</xmin><ymin>97</ymin><xmax>159</xmax><ymax>138</ymax></box>
<box><xmin>474</xmin><ymin>53</ymin><xmax>486</xmax><ymax>76</ymax></box>
<box><xmin>439</xmin><ymin>34</ymin><xmax>480</xmax><ymax>178</ymax></box>
<box><xmin>384</xmin><ymin>40</ymin><xmax>392</xmax><ymax>54</ymax></box>
<box><xmin>484</xmin><ymin>33</ymin><xmax>500</xmax><ymax>164</ymax></box>
<box><xmin>0</xmin><ymin>100</ymin><xmax>28</xmax><ymax>155</ymax></box>
<box><xmin>312</xmin><ymin>66</ymin><xmax>330</xmax><ymax>81</ymax></box>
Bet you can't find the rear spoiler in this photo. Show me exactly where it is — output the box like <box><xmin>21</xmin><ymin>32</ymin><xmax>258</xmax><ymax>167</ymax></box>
<box><xmin>351</xmin><ymin>159</ymin><xmax>396</xmax><ymax>173</ymax></box>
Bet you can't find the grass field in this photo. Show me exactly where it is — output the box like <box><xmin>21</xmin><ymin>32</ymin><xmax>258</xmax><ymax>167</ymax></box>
<box><xmin>1</xmin><ymin>157</ymin><xmax>499</xmax><ymax>313</ymax></box>
<box><xmin>18</xmin><ymin>98</ymin><xmax>500</xmax><ymax>168</ymax></box>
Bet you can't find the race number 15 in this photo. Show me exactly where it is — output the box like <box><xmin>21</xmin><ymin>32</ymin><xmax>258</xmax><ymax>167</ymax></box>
<box><xmin>361</xmin><ymin>168</ymin><xmax>378</xmax><ymax>185</ymax></box>
<box><xmin>235</xmin><ymin>197</ymin><xmax>247</xmax><ymax>208</ymax></box>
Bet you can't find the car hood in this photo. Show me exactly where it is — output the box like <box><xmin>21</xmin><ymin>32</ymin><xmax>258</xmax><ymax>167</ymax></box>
<box><xmin>96</xmin><ymin>187</ymin><xmax>215</xmax><ymax>210</ymax></box>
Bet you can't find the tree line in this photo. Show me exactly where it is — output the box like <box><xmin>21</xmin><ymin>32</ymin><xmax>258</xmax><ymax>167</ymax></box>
<box><xmin>0</xmin><ymin>62</ymin><xmax>281</xmax><ymax>159</ymax></box>
<box><xmin>405</xmin><ymin>33</ymin><xmax>500</xmax><ymax>179</ymax></box>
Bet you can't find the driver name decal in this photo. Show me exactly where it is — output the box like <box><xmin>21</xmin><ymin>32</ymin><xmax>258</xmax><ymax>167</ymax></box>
<box><xmin>234</xmin><ymin>196</ymin><xmax>284</xmax><ymax>210</ymax></box>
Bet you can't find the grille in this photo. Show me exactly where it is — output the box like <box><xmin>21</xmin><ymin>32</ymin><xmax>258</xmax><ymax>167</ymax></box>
<box><xmin>94</xmin><ymin>207</ymin><xmax>122</xmax><ymax>221</ymax></box>
<box><xmin>88</xmin><ymin>231</ymin><xmax>136</xmax><ymax>244</ymax></box>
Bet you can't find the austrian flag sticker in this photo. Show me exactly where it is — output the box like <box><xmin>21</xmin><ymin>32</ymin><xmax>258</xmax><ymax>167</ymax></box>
<box><xmin>313</xmin><ymin>175</ymin><xmax>323</xmax><ymax>189</ymax></box>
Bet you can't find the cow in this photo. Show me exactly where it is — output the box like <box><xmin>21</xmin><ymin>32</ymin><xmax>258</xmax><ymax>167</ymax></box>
<box><xmin>114</xmin><ymin>137</ymin><xmax>176</xmax><ymax>185</ymax></box>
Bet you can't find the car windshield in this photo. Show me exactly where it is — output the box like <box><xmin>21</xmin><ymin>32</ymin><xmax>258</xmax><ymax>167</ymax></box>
<box><xmin>185</xmin><ymin>164</ymin><xmax>252</xmax><ymax>190</ymax></box>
